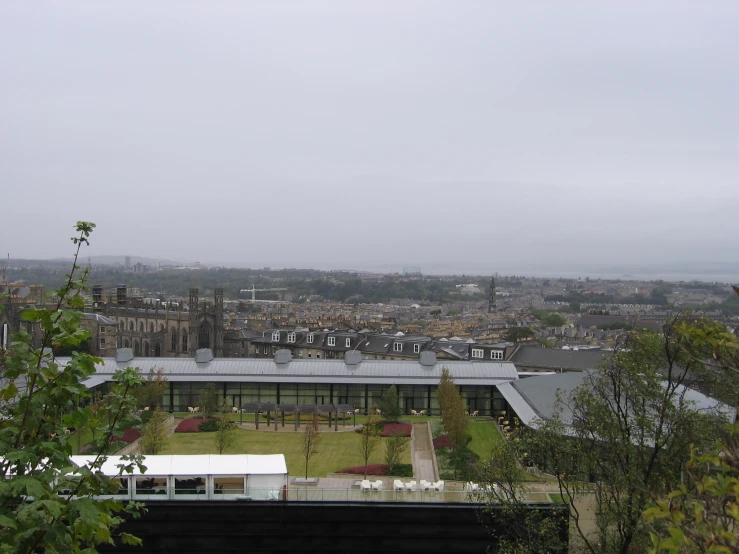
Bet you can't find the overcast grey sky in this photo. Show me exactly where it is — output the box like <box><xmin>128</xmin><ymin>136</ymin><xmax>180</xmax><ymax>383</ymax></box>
<box><xmin>1</xmin><ymin>1</ymin><xmax>738</xmax><ymax>274</ymax></box>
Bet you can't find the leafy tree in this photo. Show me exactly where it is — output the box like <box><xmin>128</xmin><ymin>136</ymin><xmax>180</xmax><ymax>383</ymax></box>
<box><xmin>384</xmin><ymin>432</ymin><xmax>409</xmax><ymax>472</ymax></box>
<box><xmin>358</xmin><ymin>415</ymin><xmax>381</xmax><ymax>479</ymax></box>
<box><xmin>301</xmin><ymin>415</ymin><xmax>321</xmax><ymax>478</ymax></box>
<box><xmin>437</xmin><ymin>367</ymin><xmax>469</xmax><ymax>479</ymax></box>
<box><xmin>534</xmin><ymin>311</ymin><xmax>567</xmax><ymax>327</ymax></box>
<box><xmin>477</xmin><ymin>439</ymin><xmax>567</xmax><ymax>553</ymax></box>
<box><xmin>504</xmin><ymin>326</ymin><xmax>535</xmax><ymax>344</ymax></box>
<box><xmin>140</xmin><ymin>407</ymin><xmax>169</xmax><ymax>455</ymax></box>
<box><xmin>132</xmin><ymin>367</ymin><xmax>168</xmax><ymax>410</ymax></box>
<box><xmin>380</xmin><ymin>385</ymin><xmax>401</xmax><ymax>422</ymax></box>
<box><xmin>214</xmin><ymin>418</ymin><xmax>237</xmax><ymax>455</ymax></box>
<box><xmin>644</xmin><ymin>307</ymin><xmax>739</xmax><ymax>553</ymax></box>
<box><xmin>522</xmin><ymin>325</ymin><xmax>730</xmax><ymax>554</ymax></box>
<box><xmin>0</xmin><ymin>222</ymin><xmax>145</xmax><ymax>552</ymax></box>
<box><xmin>645</xmin><ymin>424</ymin><xmax>739</xmax><ymax>553</ymax></box>
<box><xmin>198</xmin><ymin>382</ymin><xmax>220</xmax><ymax>418</ymax></box>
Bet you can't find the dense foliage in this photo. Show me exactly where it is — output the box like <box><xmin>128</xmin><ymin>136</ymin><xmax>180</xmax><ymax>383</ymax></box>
<box><xmin>0</xmin><ymin>222</ymin><xmax>144</xmax><ymax>553</ymax></box>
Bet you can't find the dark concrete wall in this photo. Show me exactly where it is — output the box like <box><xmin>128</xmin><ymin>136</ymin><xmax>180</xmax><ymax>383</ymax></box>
<box><xmin>106</xmin><ymin>501</ymin><xmax>568</xmax><ymax>554</ymax></box>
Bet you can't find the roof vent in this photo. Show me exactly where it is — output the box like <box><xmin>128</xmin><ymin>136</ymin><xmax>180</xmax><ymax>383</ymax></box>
<box><xmin>345</xmin><ymin>351</ymin><xmax>362</xmax><ymax>366</ymax></box>
<box><xmin>419</xmin><ymin>351</ymin><xmax>437</xmax><ymax>367</ymax></box>
<box><xmin>274</xmin><ymin>349</ymin><xmax>293</xmax><ymax>365</ymax></box>
<box><xmin>195</xmin><ymin>348</ymin><xmax>214</xmax><ymax>363</ymax></box>
<box><xmin>116</xmin><ymin>348</ymin><xmax>134</xmax><ymax>363</ymax></box>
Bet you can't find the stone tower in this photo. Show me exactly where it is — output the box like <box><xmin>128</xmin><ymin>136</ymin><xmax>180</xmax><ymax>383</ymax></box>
<box><xmin>213</xmin><ymin>288</ymin><xmax>224</xmax><ymax>357</ymax></box>
<box><xmin>488</xmin><ymin>276</ymin><xmax>497</xmax><ymax>312</ymax></box>
<box><xmin>188</xmin><ymin>288</ymin><xmax>199</xmax><ymax>356</ymax></box>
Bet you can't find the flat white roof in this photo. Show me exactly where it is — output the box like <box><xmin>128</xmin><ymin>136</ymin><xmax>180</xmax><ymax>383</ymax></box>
<box><xmin>70</xmin><ymin>454</ymin><xmax>288</xmax><ymax>477</ymax></box>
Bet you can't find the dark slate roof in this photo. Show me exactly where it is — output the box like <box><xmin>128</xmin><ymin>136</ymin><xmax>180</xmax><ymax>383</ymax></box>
<box><xmin>578</xmin><ymin>315</ymin><xmax>629</xmax><ymax>328</ymax></box>
<box><xmin>509</xmin><ymin>345</ymin><xmax>607</xmax><ymax>371</ymax></box>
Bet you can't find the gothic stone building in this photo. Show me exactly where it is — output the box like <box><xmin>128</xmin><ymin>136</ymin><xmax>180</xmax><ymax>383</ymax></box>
<box><xmin>104</xmin><ymin>288</ymin><xmax>225</xmax><ymax>357</ymax></box>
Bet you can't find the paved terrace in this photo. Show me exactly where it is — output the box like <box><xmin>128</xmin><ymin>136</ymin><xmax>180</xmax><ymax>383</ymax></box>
<box><xmin>285</xmin><ymin>476</ymin><xmax>554</xmax><ymax>503</ymax></box>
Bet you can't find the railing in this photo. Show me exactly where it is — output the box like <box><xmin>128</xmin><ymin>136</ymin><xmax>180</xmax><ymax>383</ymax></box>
<box><xmin>278</xmin><ymin>488</ymin><xmax>554</xmax><ymax>503</ymax></box>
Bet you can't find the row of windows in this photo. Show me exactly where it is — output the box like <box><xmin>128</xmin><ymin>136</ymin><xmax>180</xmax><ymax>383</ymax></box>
<box><xmin>163</xmin><ymin>382</ymin><xmax>506</xmax><ymax>416</ymax></box>
<box><xmin>270</xmin><ymin>332</ymin><xmax>424</xmax><ymax>353</ymax></box>
<box><xmin>471</xmin><ymin>349</ymin><xmax>504</xmax><ymax>360</ymax></box>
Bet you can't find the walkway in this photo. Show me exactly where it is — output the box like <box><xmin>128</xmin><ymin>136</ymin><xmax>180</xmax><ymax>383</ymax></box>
<box><xmin>411</xmin><ymin>422</ymin><xmax>437</xmax><ymax>482</ymax></box>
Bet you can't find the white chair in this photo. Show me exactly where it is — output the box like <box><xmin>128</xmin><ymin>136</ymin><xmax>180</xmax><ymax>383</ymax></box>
<box><xmin>420</xmin><ymin>480</ymin><xmax>432</xmax><ymax>491</ymax></box>
<box><xmin>466</xmin><ymin>482</ymin><xmax>479</xmax><ymax>492</ymax></box>
<box><xmin>472</xmin><ymin>410</ymin><xmax>479</xmax><ymax>417</ymax></box>
<box><xmin>360</xmin><ymin>480</ymin><xmax>371</xmax><ymax>492</ymax></box>
<box><xmin>393</xmin><ymin>480</ymin><xmax>405</xmax><ymax>491</ymax></box>
<box><xmin>405</xmin><ymin>480</ymin><xmax>417</xmax><ymax>492</ymax></box>
<box><xmin>411</xmin><ymin>409</ymin><xmax>418</xmax><ymax>416</ymax></box>
<box><xmin>232</xmin><ymin>407</ymin><xmax>238</xmax><ymax>413</ymax></box>
<box><xmin>187</xmin><ymin>407</ymin><xmax>194</xmax><ymax>413</ymax></box>
<box><xmin>432</xmin><ymin>480</ymin><xmax>445</xmax><ymax>491</ymax></box>
<box><xmin>371</xmin><ymin>480</ymin><xmax>383</xmax><ymax>491</ymax></box>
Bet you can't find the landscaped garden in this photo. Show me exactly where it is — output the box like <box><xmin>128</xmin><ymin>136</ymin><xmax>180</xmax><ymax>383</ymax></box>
<box><xmin>160</xmin><ymin>425</ymin><xmax>411</xmax><ymax>477</ymax></box>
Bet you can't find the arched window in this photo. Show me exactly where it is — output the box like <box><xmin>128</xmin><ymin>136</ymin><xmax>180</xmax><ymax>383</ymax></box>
<box><xmin>124</xmin><ymin>339</ymin><xmax>130</xmax><ymax>348</ymax></box>
<box><xmin>120</xmin><ymin>321</ymin><xmax>124</xmax><ymax>332</ymax></box>
<box><xmin>198</xmin><ymin>322</ymin><xmax>211</xmax><ymax>350</ymax></box>
<box><xmin>182</xmin><ymin>330</ymin><xmax>188</xmax><ymax>352</ymax></box>
<box><xmin>138</xmin><ymin>322</ymin><xmax>144</xmax><ymax>333</ymax></box>
<box><xmin>159</xmin><ymin>323</ymin><xmax>165</xmax><ymax>332</ymax></box>
<box><xmin>129</xmin><ymin>321</ymin><xmax>134</xmax><ymax>331</ymax></box>
<box><xmin>144</xmin><ymin>342</ymin><xmax>150</xmax><ymax>356</ymax></box>
<box><xmin>171</xmin><ymin>328</ymin><xmax>178</xmax><ymax>352</ymax></box>
<box><xmin>154</xmin><ymin>343</ymin><xmax>161</xmax><ymax>357</ymax></box>
<box><xmin>133</xmin><ymin>340</ymin><xmax>141</xmax><ymax>356</ymax></box>
<box><xmin>149</xmin><ymin>323</ymin><xmax>154</xmax><ymax>335</ymax></box>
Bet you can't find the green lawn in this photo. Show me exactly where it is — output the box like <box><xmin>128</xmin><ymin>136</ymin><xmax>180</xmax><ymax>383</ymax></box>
<box><xmin>160</xmin><ymin>428</ymin><xmax>411</xmax><ymax>478</ymax></box>
<box><xmin>467</xmin><ymin>421</ymin><xmax>503</xmax><ymax>460</ymax></box>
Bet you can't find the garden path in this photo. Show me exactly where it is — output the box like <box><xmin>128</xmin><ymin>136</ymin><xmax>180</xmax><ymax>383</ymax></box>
<box><xmin>411</xmin><ymin>422</ymin><xmax>437</xmax><ymax>482</ymax></box>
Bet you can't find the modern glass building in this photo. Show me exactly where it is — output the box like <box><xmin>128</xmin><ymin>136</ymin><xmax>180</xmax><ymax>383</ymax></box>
<box><xmin>73</xmin><ymin>348</ymin><xmax>520</xmax><ymax>417</ymax></box>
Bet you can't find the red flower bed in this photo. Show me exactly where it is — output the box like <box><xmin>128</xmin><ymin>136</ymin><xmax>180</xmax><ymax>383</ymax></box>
<box><xmin>337</xmin><ymin>464</ymin><xmax>388</xmax><ymax>476</ymax></box>
<box><xmin>433</xmin><ymin>434</ymin><xmax>451</xmax><ymax>449</ymax></box>
<box><xmin>175</xmin><ymin>417</ymin><xmax>216</xmax><ymax>433</ymax></box>
<box><xmin>380</xmin><ymin>423</ymin><xmax>412</xmax><ymax>437</ymax></box>
<box><xmin>109</xmin><ymin>428</ymin><xmax>141</xmax><ymax>444</ymax></box>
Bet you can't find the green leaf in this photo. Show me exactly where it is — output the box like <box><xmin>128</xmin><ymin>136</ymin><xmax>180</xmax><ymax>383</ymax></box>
<box><xmin>0</xmin><ymin>514</ymin><xmax>18</xmax><ymax>529</ymax></box>
<box><xmin>120</xmin><ymin>532</ymin><xmax>142</xmax><ymax>546</ymax></box>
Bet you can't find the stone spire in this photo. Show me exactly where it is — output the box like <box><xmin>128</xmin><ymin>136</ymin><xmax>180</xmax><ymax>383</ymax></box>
<box><xmin>489</xmin><ymin>275</ymin><xmax>497</xmax><ymax>312</ymax></box>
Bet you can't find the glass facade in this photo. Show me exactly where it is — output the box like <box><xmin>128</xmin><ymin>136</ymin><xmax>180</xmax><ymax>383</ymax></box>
<box><xmin>165</xmin><ymin>382</ymin><xmax>506</xmax><ymax>416</ymax></box>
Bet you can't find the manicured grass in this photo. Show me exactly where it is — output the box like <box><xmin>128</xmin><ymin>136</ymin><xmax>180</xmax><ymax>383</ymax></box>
<box><xmin>467</xmin><ymin>421</ymin><xmax>503</xmax><ymax>460</ymax></box>
<box><xmin>549</xmin><ymin>493</ymin><xmax>566</xmax><ymax>504</ymax></box>
<box><xmin>160</xmin><ymin>427</ymin><xmax>411</xmax><ymax>477</ymax></box>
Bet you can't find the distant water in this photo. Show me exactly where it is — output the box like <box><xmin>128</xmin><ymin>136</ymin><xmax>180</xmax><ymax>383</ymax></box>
<box><xmin>392</xmin><ymin>266</ymin><xmax>739</xmax><ymax>283</ymax></box>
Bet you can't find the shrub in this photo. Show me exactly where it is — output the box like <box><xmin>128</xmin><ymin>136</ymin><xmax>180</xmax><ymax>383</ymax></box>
<box><xmin>354</xmin><ymin>421</ymin><xmax>383</xmax><ymax>434</ymax></box>
<box><xmin>379</xmin><ymin>423</ymin><xmax>412</xmax><ymax>437</ymax></box>
<box><xmin>433</xmin><ymin>434</ymin><xmax>451</xmax><ymax>449</ymax></box>
<box><xmin>431</xmin><ymin>420</ymin><xmax>445</xmax><ymax>438</ymax></box>
<box><xmin>139</xmin><ymin>410</ymin><xmax>154</xmax><ymax>426</ymax></box>
<box><xmin>198</xmin><ymin>419</ymin><xmax>220</xmax><ymax>432</ymax></box>
<box><xmin>337</xmin><ymin>464</ymin><xmax>388</xmax><ymax>476</ymax></box>
<box><xmin>432</xmin><ymin>433</ymin><xmax>471</xmax><ymax>449</ymax></box>
<box><xmin>386</xmin><ymin>463</ymin><xmax>413</xmax><ymax>477</ymax></box>
<box><xmin>175</xmin><ymin>417</ymin><xmax>218</xmax><ymax>433</ymax></box>
<box><xmin>109</xmin><ymin>428</ymin><xmax>142</xmax><ymax>444</ymax></box>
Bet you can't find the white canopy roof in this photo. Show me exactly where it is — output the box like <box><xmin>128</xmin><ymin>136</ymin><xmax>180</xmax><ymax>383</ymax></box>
<box><xmin>70</xmin><ymin>454</ymin><xmax>288</xmax><ymax>477</ymax></box>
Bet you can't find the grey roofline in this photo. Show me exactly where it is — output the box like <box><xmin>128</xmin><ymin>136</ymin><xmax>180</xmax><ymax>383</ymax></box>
<box><xmin>496</xmin><ymin>381</ymin><xmax>540</xmax><ymax>427</ymax></box>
